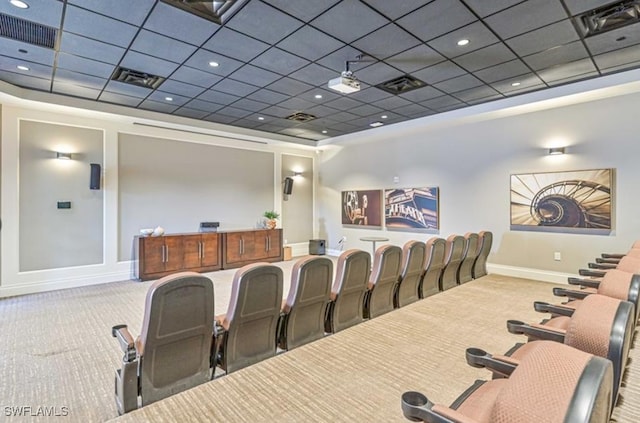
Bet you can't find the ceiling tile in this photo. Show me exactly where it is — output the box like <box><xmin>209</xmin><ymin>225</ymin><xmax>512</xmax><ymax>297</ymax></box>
<box><xmin>226</xmin><ymin>1</ymin><xmax>304</xmax><ymax>44</ymax></box>
<box><xmin>197</xmin><ymin>89</ymin><xmax>241</xmax><ymax>105</ymax></box>
<box><xmin>0</xmin><ymin>0</ymin><xmax>63</xmax><ymax>27</ymax></box>
<box><xmin>228</xmin><ymin>65</ymin><xmax>282</xmax><ymax>88</ymax></box>
<box><xmin>427</xmin><ymin>21</ymin><xmax>499</xmax><ymax>59</ymax></box>
<box><xmin>316</xmin><ymin>46</ymin><xmax>366</xmax><ymax>72</ymax></box>
<box><xmin>246</xmin><ymin>88</ymin><xmax>290</xmax><ymax>104</ymax></box>
<box><xmin>146</xmin><ymin>90</ymin><xmax>191</xmax><ymax>107</ymax></box>
<box><xmin>68</xmin><ymin>0</ymin><xmax>155</xmax><ymax>25</ymax></box>
<box><xmin>585</xmin><ymin>26</ymin><xmax>640</xmax><ymax>56</ymax></box>
<box><xmin>0</xmin><ymin>38</ymin><xmax>54</xmax><ymax>66</ymax></box>
<box><xmin>311</xmin><ymin>0</ymin><xmax>388</xmax><ymax>44</ymax></box>
<box><xmin>354</xmin><ymin>62</ymin><xmax>404</xmax><ymax>85</ymax></box>
<box><xmin>57</xmin><ymin>53</ymin><xmax>115</xmax><ymax>78</ymax></box>
<box><xmin>349</xmin><ymin>103</ymin><xmax>385</xmax><ymax>117</ymax></box>
<box><xmin>361</xmin><ymin>0</ymin><xmax>428</xmax><ymax>20</ymax></box>
<box><xmin>143</xmin><ymin>1</ymin><xmax>219</xmax><ymax>45</ymax></box>
<box><xmin>252</xmin><ymin>47</ymin><xmax>310</xmax><ymax>75</ymax></box>
<box><xmin>466</xmin><ymin>94</ymin><xmax>502</xmax><ymax>105</ymax></box>
<box><xmin>63</xmin><ymin>5</ymin><xmax>137</xmax><ymax>48</ymax></box>
<box><xmin>473</xmin><ymin>59</ymin><xmax>531</xmax><ymax>83</ymax></box>
<box><xmin>523</xmin><ymin>40</ymin><xmax>589</xmax><ymax>71</ymax></box>
<box><xmin>506</xmin><ymin>20</ymin><xmax>579</xmax><ymax>57</ymax></box>
<box><xmin>217</xmin><ymin>106</ymin><xmax>253</xmax><ymax>119</ymax></box>
<box><xmin>349</xmin><ymin>87</ymin><xmax>393</xmax><ymax>103</ymax></box>
<box><xmin>183</xmin><ymin>50</ymin><xmax>244</xmax><ymax>77</ymax></box>
<box><xmin>0</xmin><ymin>56</ymin><xmax>52</xmax><ymax>80</ymax></box>
<box><xmin>453</xmin><ymin>43</ymin><xmax>516</xmax><ymax>72</ymax></box>
<box><xmin>232</xmin><ymin>117</ymin><xmax>265</xmax><ymax>129</ymax></box>
<box><xmin>563</xmin><ymin>0</ymin><xmax>613</xmax><ymax>15</ymax></box>
<box><xmin>54</xmin><ymin>68</ymin><xmax>106</xmax><ymax>89</ymax></box>
<box><xmin>420</xmin><ymin>95</ymin><xmax>463</xmax><ymax>111</ymax></box>
<box><xmin>409</xmin><ymin>60</ymin><xmax>465</xmax><ymax>86</ymax></box>
<box><xmin>594</xmin><ymin>44</ymin><xmax>640</xmax><ymax>72</ymax></box>
<box><xmin>268</xmin><ymin>0</ymin><xmax>340</xmax><ymax>22</ymax></box>
<box><xmin>103</xmin><ymin>80</ymin><xmax>152</xmax><ymax>98</ymax></box>
<box><xmin>130</xmin><ymin>30</ymin><xmax>197</xmax><ymax>64</ymax></box>
<box><xmin>453</xmin><ymin>85</ymin><xmax>501</xmax><ymax>102</ymax></box>
<box><xmin>398</xmin><ymin>86</ymin><xmax>444</xmax><ymax>102</ymax></box>
<box><xmin>171</xmin><ymin>66</ymin><xmax>222</xmax><ymax>88</ymax></box>
<box><xmin>232</xmin><ymin>98</ymin><xmax>270</xmax><ymax>113</ymax></box>
<box><xmin>260</xmin><ymin>105</ymin><xmax>295</xmax><ymax>118</ymax></box>
<box><xmin>490</xmin><ymin>73</ymin><xmax>545</xmax><ymax>94</ymax></box>
<box><xmin>432</xmin><ymin>73</ymin><xmax>484</xmax><ymax>93</ymax></box>
<box><xmin>463</xmin><ymin>0</ymin><xmax>523</xmax><ymax>18</ymax></box>
<box><xmin>204</xmin><ymin>114</ymin><xmax>238</xmax><ymax>124</ymax></box>
<box><xmin>323</xmin><ymin>96</ymin><xmax>364</xmax><ymax>111</ymax></box>
<box><xmin>537</xmin><ymin>58</ymin><xmax>598</xmax><ymax>84</ymax></box>
<box><xmin>120</xmin><ymin>51</ymin><xmax>179</xmax><ymax>78</ymax></box>
<box><xmin>59</xmin><ymin>32</ymin><xmax>125</xmax><ymax>65</ymax></box>
<box><xmin>277</xmin><ymin>97</ymin><xmax>317</xmax><ymax>112</ymax></box>
<box><xmin>288</xmin><ymin>63</ymin><xmax>336</xmax><ymax>86</ymax></box>
<box><xmin>396</xmin><ymin>0</ymin><xmax>476</xmax><ymax>42</ymax></box>
<box><xmin>52</xmin><ymin>82</ymin><xmax>101</xmax><ymax>99</ymax></box>
<box><xmin>371</xmin><ymin>95</ymin><xmax>413</xmax><ymax>110</ymax></box>
<box><xmin>267</xmin><ymin>77</ymin><xmax>314</xmax><ymax>96</ymax></box>
<box><xmin>306</xmin><ymin>104</ymin><xmax>340</xmax><ymax>118</ymax></box>
<box><xmin>183</xmin><ymin>99</ymin><xmax>224</xmax><ymax>113</ymax></box>
<box><xmin>352</xmin><ymin>23</ymin><xmax>421</xmax><ymax>60</ymax></box>
<box><xmin>0</xmin><ymin>70</ymin><xmax>51</xmax><ymax>91</ymax></box>
<box><xmin>386</xmin><ymin>44</ymin><xmax>445</xmax><ymax>74</ymax></box>
<box><xmin>202</xmin><ymin>28</ymin><xmax>270</xmax><ymax>62</ymax></box>
<box><xmin>278</xmin><ymin>26</ymin><xmax>344</xmax><ymax>62</ymax></box>
<box><xmin>99</xmin><ymin>91</ymin><xmax>143</xmax><ymax>107</ymax></box>
<box><xmin>212</xmin><ymin>78</ymin><xmax>259</xmax><ymax>97</ymax></box>
<box><xmin>157</xmin><ymin>79</ymin><xmax>205</xmax><ymax>98</ymax></box>
<box><xmin>172</xmin><ymin>108</ymin><xmax>211</xmax><ymax>120</ymax></box>
<box><xmin>484</xmin><ymin>0</ymin><xmax>567</xmax><ymax>39</ymax></box>
<box><xmin>393</xmin><ymin>103</ymin><xmax>431</xmax><ymax>117</ymax></box>
<box><xmin>325</xmin><ymin>110</ymin><xmax>360</xmax><ymax>122</ymax></box>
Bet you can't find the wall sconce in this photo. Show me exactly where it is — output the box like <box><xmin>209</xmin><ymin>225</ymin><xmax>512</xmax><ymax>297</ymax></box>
<box><xmin>548</xmin><ymin>147</ymin><xmax>565</xmax><ymax>155</ymax></box>
<box><xmin>293</xmin><ymin>171</ymin><xmax>303</xmax><ymax>177</ymax></box>
<box><xmin>56</xmin><ymin>152</ymin><xmax>72</xmax><ymax>160</ymax></box>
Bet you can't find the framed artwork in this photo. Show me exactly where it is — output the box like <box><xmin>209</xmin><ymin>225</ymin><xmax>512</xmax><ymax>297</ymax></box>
<box><xmin>385</xmin><ymin>187</ymin><xmax>439</xmax><ymax>231</ymax></box>
<box><xmin>510</xmin><ymin>168</ymin><xmax>613</xmax><ymax>232</ymax></box>
<box><xmin>341</xmin><ymin>190</ymin><xmax>382</xmax><ymax>228</ymax></box>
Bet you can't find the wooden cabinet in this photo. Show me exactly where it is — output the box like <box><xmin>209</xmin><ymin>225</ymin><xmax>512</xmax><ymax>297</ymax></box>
<box><xmin>136</xmin><ymin>230</ymin><xmax>281</xmax><ymax>280</ymax></box>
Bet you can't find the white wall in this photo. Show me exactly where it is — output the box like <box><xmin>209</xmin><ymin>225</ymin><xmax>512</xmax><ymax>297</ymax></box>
<box><xmin>281</xmin><ymin>154</ymin><xmax>313</xmax><ymax>244</ymax></box>
<box><xmin>318</xmin><ymin>84</ymin><xmax>640</xmax><ymax>283</ymax></box>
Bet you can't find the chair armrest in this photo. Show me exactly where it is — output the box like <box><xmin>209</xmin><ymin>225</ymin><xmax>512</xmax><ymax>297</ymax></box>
<box><xmin>506</xmin><ymin>319</ymin><xmax>566</xmax><ymax>343</ymax></box>
<box><xmin>595</xmin><ymin>257</ymin><xmax>620</xmax><ymax>264</ymax></box>
<box><xmin>465</xmin><ymin>348</ymin><xmax>517</xmax><ymax>378</ymax></box>
<box><xmin>578</xmin><ymin>268</ymin><xmax>606</xmax><ymax>277</ymax></box>
<box><xmin>602</xmin><ymin>253</ymin><xmax>625</xmax><ymax>259</ymax></box>
<box><xmin>533</xmin><ymin>301</ymin><xmax>576</xmax><ymax>316</ymax></box>
<box><xmin>112</xmin><ymin>324</ymin><xmax>136</xmax><ymax>363</ymax></box>
<box><xmin>567</xmin><ymin>277</ymin><xmax>601</xmax><ymax>289</ymax></box>
<box><xmin>401</xmin><ymin>392</ymin><xmax>460</xmax><ymax>423</ymax></box>
<box><xmin>588</xmin><ymin>262</ymin><xmax>616</xmax><ymax>269</ymax></box>
<box><xmin>552</xmin><ymin>287</ymin><xmax>590</xmax><ymax>300</ymax></box>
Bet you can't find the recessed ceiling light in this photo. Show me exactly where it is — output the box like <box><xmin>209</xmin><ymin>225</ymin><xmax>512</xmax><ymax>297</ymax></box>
<box><xmin>381</xmin><ymin>115</ymin><xmax>388</xmax><ymax>119</ymax></box>
<box><xmin>314</xmin><ymin>94</ymin><xmax>323</xmax><ymax>99</ymax></box>
<box><xmin>165</xmin><ymin>96</ymin><xmax>174</xmax><ymax>101</ymax></box>
<box><xmin>370</xmin><ymin>122</ymin><xmax>384</xmax><ymax>128</ymax></box>
<box><xmin>511</xmin><ymin>82</ymin><xmax>521</xmax><ymax>87</ymax></box>
<box><xmin>457</xmin><ymin>39</ymin><xmax>470</xmax><ymax>46</ymax></box>
<box><xmin>208</xmin><ymin>61</ymin><xmax>219</xmax><ymax>67</ymax></box>
<box><xmin>258</xmin><ymin>116</ymin><xmax>265</xmax><ymax>120</ymax></box>
<box><xmin>10</xmin><ymin>0</ymin><xmax>29</xmax><ymax>9</ymax></box>
<box><xmin>322</xmin><ymin>130</ymin><xmax>327</xmax><ymax>134</ymax></box>
<box><xmin>17</xmin><ymin>65</ymin><xmax>30</xmax><ymax>71</ymax></box>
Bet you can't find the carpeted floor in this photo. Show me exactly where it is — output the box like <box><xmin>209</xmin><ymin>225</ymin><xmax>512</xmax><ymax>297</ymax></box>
<box><xmin>0</xmin><ymin>263</ymin><xmax>638</xmax><ymax>422</ymax></box>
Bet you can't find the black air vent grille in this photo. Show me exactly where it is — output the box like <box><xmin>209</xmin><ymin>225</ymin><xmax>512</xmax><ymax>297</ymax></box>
<box><xmin>111</xmin><ymin>67</ymin><xmax>165</xmax><ymax>89</ymax></box>
<box><xmin>577</xmin><ymin>0</ymin><xmax>640</xmax><ymax>37</ymax></box>
<box><xmin>376</xmin><ymin>75</ymin><xmax>427</xmax><ymax>95</ymax></box>
<box><xmin>161</xmin><ymin>0</ymin><xmax>248</xmax><ymax>24</ymax></box>
<box><xmin>285</xmin><ymin>112</ymin><xmax>317</xmax><ymax>123</ymax></box>
<box><xmin>0</xmin><ymin>13</ymin><xmax>57</xmax><ymax>49</ymax></box>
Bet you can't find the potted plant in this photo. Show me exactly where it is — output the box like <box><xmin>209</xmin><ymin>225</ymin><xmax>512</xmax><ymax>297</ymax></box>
<box><xmin>263</xmin><ymin>211</ymin><xmax>280</xmax><ymax>230</ymax></box>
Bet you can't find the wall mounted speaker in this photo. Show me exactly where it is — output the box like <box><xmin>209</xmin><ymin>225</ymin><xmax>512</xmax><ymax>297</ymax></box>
<box><xmin>90</xmin><ymin>163</ymin><xmax>101</xmax><ymax>190</ymax></box>
<box><xmin>283</xmin><ymin>176</ymin><xmax>294</xmax><ymax>195</ymax></box>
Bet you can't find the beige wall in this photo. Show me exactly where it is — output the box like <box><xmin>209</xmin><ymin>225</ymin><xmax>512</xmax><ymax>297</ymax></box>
<box><xmin>281</xmin><ymin>154</ymin><xmax>313</xmax><ymax>244</ymax></box>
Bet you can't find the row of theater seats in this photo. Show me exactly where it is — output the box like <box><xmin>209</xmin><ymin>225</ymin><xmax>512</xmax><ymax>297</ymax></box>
<box><xmin>401</xmin><ymin>242</ymin><xmax>640</xmax><ymax>422</ymax></box>
<box><xmin>110</xmin><ymin>230</ymin><xmax>492</xmax><ymax>414</ymax></box>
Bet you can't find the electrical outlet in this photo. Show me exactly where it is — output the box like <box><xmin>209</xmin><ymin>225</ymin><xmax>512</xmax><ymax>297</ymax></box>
<box><xmin>554</xmin><ymin>252</ymin><xmax>562</xmax><ymax>261</ymax></box>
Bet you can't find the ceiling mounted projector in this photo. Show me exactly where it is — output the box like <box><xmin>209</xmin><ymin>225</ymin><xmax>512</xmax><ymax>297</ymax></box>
<box><xmin>328</xmin><ymin>71</ymin><xmax>360</xmax><ymax>94</ymax></box>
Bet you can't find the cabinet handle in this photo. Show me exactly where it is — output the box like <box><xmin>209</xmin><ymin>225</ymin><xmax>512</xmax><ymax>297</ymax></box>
<box><xmin>266</xmin><ymin>236</ymin><xmax>270</xmax><ymax>251</ymax></box>
<box><xmin>198</xmin><ymin>241</ymin><xmax>201</xmax><ymax>259</ymax></box>
<box><xmin>240</xmin><ymin>238</ymin><xmax>244</xmax><ymax>255</ymax></box>
<box><xmin>166</xmin><ymin>246</ymin><xmax>169</xmax><ymax>263</ymax></box>
<box><xmin>201</xmin><ymin>241</ymin><xmax>205</xmax><ymax>259</ymax></box>
<box><xmin>161</xmin><ymin>245</ymin><xmax>166</xmax><ymax>263</ymax></box>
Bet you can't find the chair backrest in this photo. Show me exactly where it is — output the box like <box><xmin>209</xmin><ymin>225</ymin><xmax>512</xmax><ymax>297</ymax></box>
<box><xmin>281</xmin><ymin>256</ymin><xmax>333</xmax><ymax>350</ymax></box>
<box><xmin>490</xmin><ymin>341</ymin><xmax>613</xmax><ymax>423</ymax></box>
<box><xmin>597</xmin><ymin>269</ymin><xmax>640</xmax><ymax>321</ymax></box>
<box><xmin>327</xmin><ymin>249</ymin><xmax>371</xmax><ymax>333</ymax></box>
<box><xmin>472</xmin><ymin>231</ymin><xmax>492</xmax><ymax>278</ymax></box>
<box><xmin>565</xmin><ymin>294</ymin><xmax>634</xmax><ymax>402</ymax></box>
<box><xmin>615</xmin><ymin>256</ymin><xmax>640</xmax><ymax>273</ymax></box>
<box><xmin>137</xmin><ymin>272</ymin><xmax>215</xmax><ymax>406</ymax></box>
<box><xmin>421</xmin><ymin>237</ymin><xmax>445</xmax><ymax>298</ymax></box>
<box><xmin>221</xmin><ymin>263</ymin><xmax>283</xmax><ymax>374</ymax></box>
<box><xmin>457</xmin><ymin>232</ymin><xmax>479</xmax><ymax>284</ymax></box>
<box><xmin>439</xmin><ymin>235</ymin><xmax>465</xmax><ymax>291</ymax></box>
<box><xmin>626</xmin><ymin>248</ymin><xmax>640</xmax><ymax>258</ymax></box>
<box><xmin>395</xmin><ymin>240</ymin><xmax>427</xmax><ymax>308</ymax></box>
<box><xmin>367</xmin><ymin>244</ymin><xmax>403</xmax><ymax>318</ymax></box>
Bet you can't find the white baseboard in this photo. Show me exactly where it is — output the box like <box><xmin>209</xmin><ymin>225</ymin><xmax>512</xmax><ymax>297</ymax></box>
<box><xmin>487</xmin><ymin>263</ymin><xmax>576</xmax><ymax>284</ymax></box>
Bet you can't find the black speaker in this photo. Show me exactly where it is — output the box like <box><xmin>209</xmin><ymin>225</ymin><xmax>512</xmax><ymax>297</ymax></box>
<box><xmin>309</xmin><ymin>239</ymin><xmax>326</xmax><ymax>255</ymax></box>
<box><xmin>283</xmin><ymin>176</ymin><xmax>294</xmax><ymax>195</ymax></box>
<box><xmin>90</xmin><ymin>163</ymin><xmax>101</xmax><ymax>190</ymax></box>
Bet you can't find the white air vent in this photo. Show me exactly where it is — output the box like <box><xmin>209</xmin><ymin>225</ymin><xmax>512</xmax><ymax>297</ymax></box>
<box><xmin>285</xmin><ymin>112</ymin><xmax>317</xmax><ymax>123</ymax></box>
<box><xmin>111</xmin><ymin>67</ymin><xmax>165</xmax><ymax>89</ymax></box>
<box><xmin>577</xmin><ymin>0</ymin><xmax>640</xmax><ymax>37</ymax></box>
<box><xmin>0</xmin><ymin>13</ymin><xmax>57</xmax><ymax>49</ymax></box>
<box><xmin>376</xmin><ymin>75</ymin><xmax>426</xmax><ymax>95</ymax></box>
<box><xmin>161</xmin><ymin>0</ymin><xmax>249</xmax><ymax>24</ymax></box>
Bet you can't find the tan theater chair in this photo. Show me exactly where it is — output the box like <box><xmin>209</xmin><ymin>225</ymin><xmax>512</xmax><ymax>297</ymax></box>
<box><xmin>402</xmin><ymin>340</ymin><xmax>613</xmax><ymax>423</ymax></box>
<box><xmin>395</xmin><ymin>240</ymin><xmax>427</xmax><ymax>308</ymax></box>
<box><xmin>596</xmin><ymin>248</ymin><xmax>640</xmax><ymax>265</ymax></box>
<box><xmin>325</xmin><ymin>249</ymin><xmax>371</xmax><ymax>333</ymax></box>
<box><xmin>600</xmin><ymin>240</ymin><xmax>640</xmax><ymax>261</ymax></box>
<box><xmin>112</xmin><ymin>272</ymin><xmax>215</xmax><ymax>415</ymax></box>
<box><xmin>457</xmin><ymin>232</ymin><xmax>479</xmax><ymax>284</ymax></box>
<box><xmin>439</xmin><ymin>235</ymin><xmax>464</xmax><ymax>291</ymax></box>
<box><xmin>278</xmin><ymin>256</ymin><xmax>333</xmax><ymax>351</ymax></box>
<box><xmin>472</xmin><ymin>230</ymin><xmax>492</xmax><ymax>279</ymax></box>
<box><xmin>507</xmin><ymin>293</ymin><xmax>634</xmax><ymax>403</ymax></box>
<box><xmin>364</xmin><ymin>244</ymin><xmax>402</xmax><ymax>319</ymax></box>
<box><xmin>420</xmin><ymin>237</ymin><xmax>445</xmax><ymax>298</ymax></box>
<box><xmin>213</xmin><ymin>263</ymin><xmax>283</xmax><ymax>375</ymax></box>
<box><xmin>578</xmin><ymin>255</ymin><xmax>640</xmax><ymax>279</ymax></box>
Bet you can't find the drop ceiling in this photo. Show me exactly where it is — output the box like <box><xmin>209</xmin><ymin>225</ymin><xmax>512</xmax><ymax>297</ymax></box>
<box><xmin>1</xmin><ymin>0</ymin><xmax>639</xmax><ymax>143</ymax></box>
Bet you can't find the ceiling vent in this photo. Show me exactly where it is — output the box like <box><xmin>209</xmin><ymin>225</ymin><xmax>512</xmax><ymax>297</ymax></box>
<box><xmin>0</xmin><ymin>13</ymin><xmax>57</xmax><ymax>49</ymax></box>
<box><xmin>285</xmin><ymin>112</ymin><xmax>317</xmax><ymax>123</ymax></box>
<box><xmin>111</xmin><ymin>67</ymin><xmax>165</xmax><ymax>89</ymax></box>
<box><xmin>160</xmin><ymin>0</ymin><xmax>249</xmax><ymax>24</ymax></box>
<box><xmin>577</xmin><ymin>0</ymin><xmax>640</xmax><ymax>37</ymax></box>
<box><xmin>376</xmin><ymin>75</ymin><xmax>427</xmax><ymax>95</ymax></box>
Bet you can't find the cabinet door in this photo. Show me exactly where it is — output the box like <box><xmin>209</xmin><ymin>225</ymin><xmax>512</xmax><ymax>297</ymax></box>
<box><xmin>266</xmin><ymin>230</ymin><xmax>282</xmax><ymax>259</ymax></box>
<box><xmin>200</xmin><ymin>233</ymin><xmax>220</xmax><ymax>267</ymax></box>
<box><xmin>225</xmin><ymin>233</ymin><xmax>244</xmax><ymax>264</ymax></box>
<box><xmin>253</xmin><ymin>231</ymin><xmax>270</xmax><ymax>260</ymax></box>
<box><xmin>163</xmin><ymin>236</ymin><xmax>184</xmax><ymax>272</ymax></box>
<box><xmin>141</xmin><ymin>236</ymin><xmax>166</xmax><ymax>275</ymax></box>
<box><xmin>182</xmin><ymin>235</ymin><xmax>203</xmax><ymax>270</ymax></box>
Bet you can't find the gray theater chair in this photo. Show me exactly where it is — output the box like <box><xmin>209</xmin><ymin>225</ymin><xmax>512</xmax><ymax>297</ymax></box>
<box><xmin>324</xmin><ymin>249</ymin><xmax>371</xmax><ymax>333</ymax></box>
<box><xmin>214</xmin><ymin>263</ymin><xmax>283</xmax><ymax>375</ymax></box>
<box><xmin>507</xmin><ymin>293</ymin><xmax>634</xmax><ymax>403</ymax></box>
<box><xmin>278</xmin><ymin>256</ymin><xmax>333</xmax><ymax>351</ymax></box>
<box><xmin>472</xmin><ymin>231</ymin><xmax>492</xmax><ymax>279</ymax></box>
<box><xmin>420</xmin><ymin>237</ymin><xmax>445</xmax><ymax>298</ymax></box>
<box><xmin>402</xmin><ymin>341</ymin><xmax>613</xmax><ymax>423</ymax></box>
<box><xmin>439</xmin><ymin>235</ymin><xmax>465</xmax><ymax>291</ymax></box>
<box><xmin>112</xmin><ymin>272</ymin><xmax>215</xmax><ymax>415</ymax></box>
<box><xmin>457</xmin><ymin>232</ymin><xmax>479</xmax><ymax>284</ymax></box>
<box><xmin>395</xmin><ymin>240</ymin><xmax>427</xmax><ymax>308</ymax></box>
<box><xmin>364</xmin><ymin>244</ymin><xmax>403</xmax><ymax>319</ymax></box>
